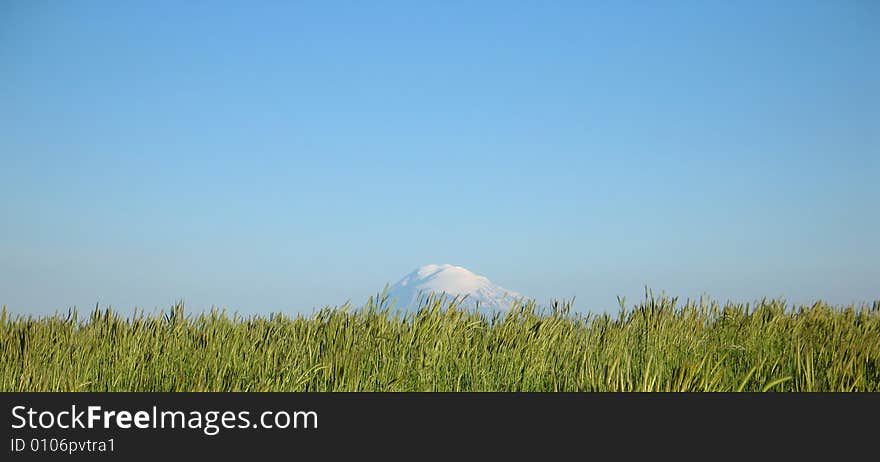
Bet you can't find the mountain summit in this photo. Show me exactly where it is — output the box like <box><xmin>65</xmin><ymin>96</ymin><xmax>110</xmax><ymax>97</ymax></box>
<box><xmin>385</xmin><ymin>264</ymin><xmax>523</xmax><ymax>312</ymax></box>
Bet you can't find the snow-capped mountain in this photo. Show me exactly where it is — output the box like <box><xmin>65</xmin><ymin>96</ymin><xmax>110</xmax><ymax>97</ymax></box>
<box><xmin>385</xmin><ymin>264</ymin><xmax>523</xmax><ymax>312</ymax></box>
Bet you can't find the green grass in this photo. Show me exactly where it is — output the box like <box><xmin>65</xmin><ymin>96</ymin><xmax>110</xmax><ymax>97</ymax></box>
<box><xmin>2</xmin><ymin>292</ymin><xmax>879</xmax><ymax>391</ymax></box>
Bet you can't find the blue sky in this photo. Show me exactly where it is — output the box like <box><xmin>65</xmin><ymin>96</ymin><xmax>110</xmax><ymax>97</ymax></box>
<box><xmin>1</xmin><ymin>1</ymin><xmax>878</xmax><ymax>315</ymax></box>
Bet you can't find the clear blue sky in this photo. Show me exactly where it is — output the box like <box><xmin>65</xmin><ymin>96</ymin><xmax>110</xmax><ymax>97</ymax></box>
<box><xmin>2</xmin><ymin>1</ymin><xmax>878</xmax><ymax>315</ymax></box>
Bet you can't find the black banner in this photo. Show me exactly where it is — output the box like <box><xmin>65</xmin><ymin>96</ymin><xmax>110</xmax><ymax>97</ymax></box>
<box><xmin>3</xmin><ymin>393</ymin><xmax>877</xmax><ymax>459</ymax></box>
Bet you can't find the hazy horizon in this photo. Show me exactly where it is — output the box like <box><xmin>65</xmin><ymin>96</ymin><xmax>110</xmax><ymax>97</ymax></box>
<box><xmin>2</xmin><ymin>1</ymin><xmax>878</xmax><ymax>315</ymax></box>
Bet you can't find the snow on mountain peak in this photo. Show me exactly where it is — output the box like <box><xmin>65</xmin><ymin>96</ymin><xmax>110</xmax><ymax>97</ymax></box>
<box><xmin>386</xmin><ymin>264</ymin><xmax>523</xmax><ymax>312</ymax></box>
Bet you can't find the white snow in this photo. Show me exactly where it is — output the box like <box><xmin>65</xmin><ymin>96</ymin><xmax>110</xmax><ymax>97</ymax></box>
<box><xmin>385</xmin><ymin>264</ymin><xmax>523</xmax><ymax>312</ymax></box>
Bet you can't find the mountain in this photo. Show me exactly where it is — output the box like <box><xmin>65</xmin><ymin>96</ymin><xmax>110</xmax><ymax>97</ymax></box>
<box><xmin>384</xmin><ymin>264</ymin><xmax>524</xmax><ymax>312</ymax></box>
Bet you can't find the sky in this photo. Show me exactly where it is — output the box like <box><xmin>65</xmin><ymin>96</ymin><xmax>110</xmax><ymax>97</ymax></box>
<box><xmin>1</xmin><ymin>1</ymin><xmax>878</xmax><ymax>315</ymax></box>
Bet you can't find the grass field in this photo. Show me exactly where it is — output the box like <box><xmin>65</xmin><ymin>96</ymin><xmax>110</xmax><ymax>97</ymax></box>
<box><xmin>2</xmin><ymin>293</ymin><xmax>879</xmax><ymax>392</ymax></box>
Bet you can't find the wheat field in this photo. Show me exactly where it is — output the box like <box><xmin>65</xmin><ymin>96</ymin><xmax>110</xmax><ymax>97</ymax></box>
<box><xmin>2</xmin><ymin>293</ymin><xmax>879</xmax><ymax>392</ymax></box>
